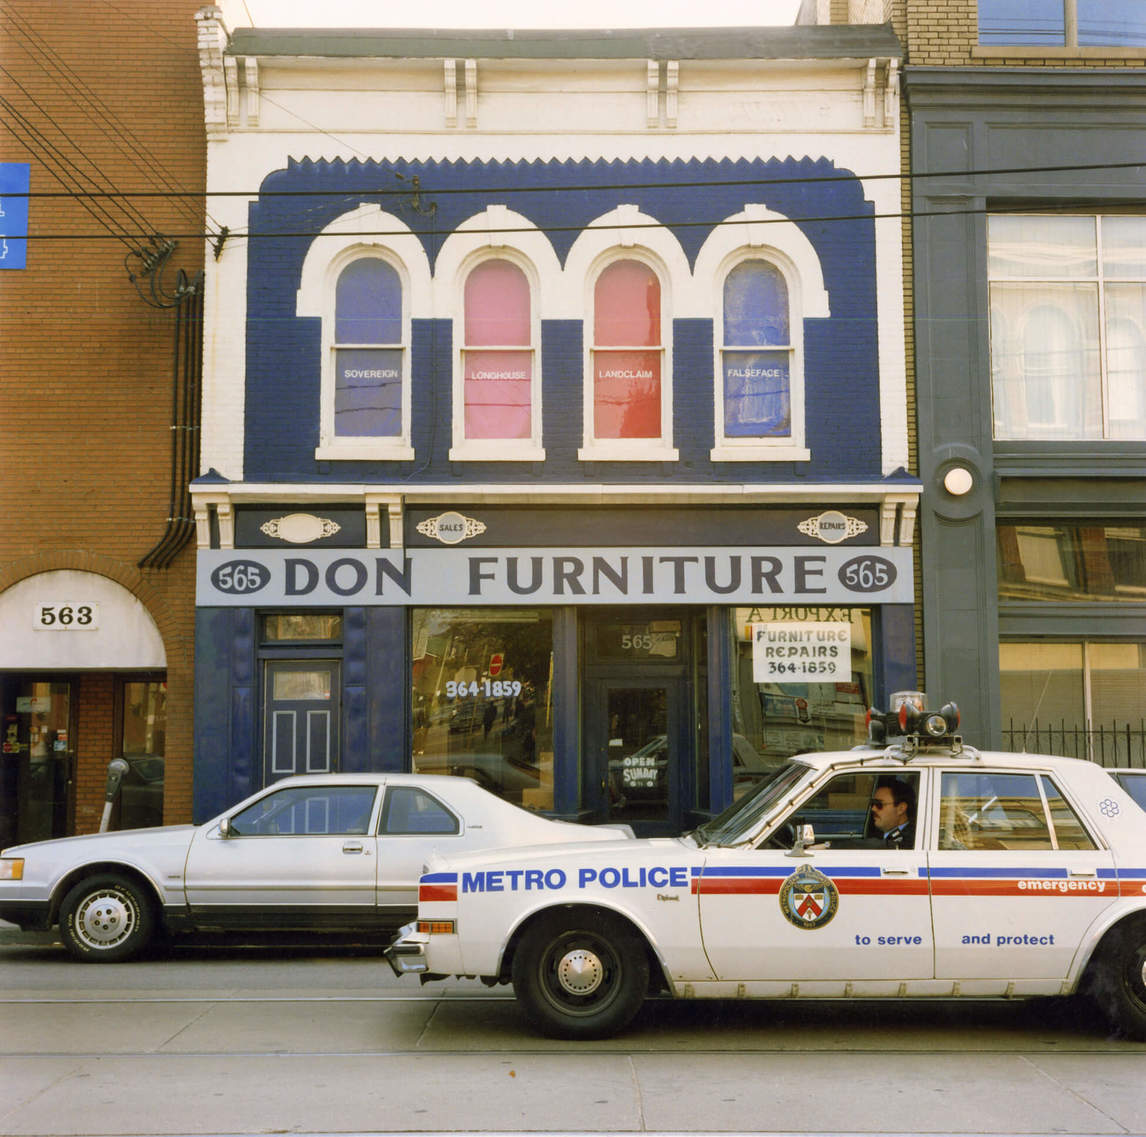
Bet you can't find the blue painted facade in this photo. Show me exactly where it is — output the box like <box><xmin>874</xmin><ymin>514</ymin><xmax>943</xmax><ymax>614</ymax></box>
<box><xmin>242</xmin><ymin>157</ymin><xmax>882</xmax><ymax>484</ymax></box>
<box><xmin>193</xmin><ymin>155</ymin><xmax>918</xmax><ymax>830</ymax></box>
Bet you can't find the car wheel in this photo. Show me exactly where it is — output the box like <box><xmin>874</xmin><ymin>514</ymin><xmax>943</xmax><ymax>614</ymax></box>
<box><xmin>59</xmin><ymin>874</ymin><xmax>155</xmax><ymax>963</ymax></box>
<box><xmin>511</xmin><ymin>909</ymin><xmax>648</xmax><ymax>1039</ymax></box>
<box><xmin>1092</xmin><ymin>917</ymin><xmax>1146</xmax><ymax>1040</ymax></box>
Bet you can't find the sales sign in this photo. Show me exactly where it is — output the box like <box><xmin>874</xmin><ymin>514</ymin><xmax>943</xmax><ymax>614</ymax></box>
<box><xmin>752</xmin><ymin>622</ymin><xmax>852</xmax><ymax>682</ymax></box>
<box><xmin>0</xmin><ymin>164</ymin><xmax>30</xmax><ymax>270</ymax></box>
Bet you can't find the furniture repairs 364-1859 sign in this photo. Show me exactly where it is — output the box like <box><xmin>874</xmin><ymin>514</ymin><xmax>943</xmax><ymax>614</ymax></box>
<box><xmin>197</xmin><ymin>546</ymin><xmax>913</xmax><ymax>607</ymax></box>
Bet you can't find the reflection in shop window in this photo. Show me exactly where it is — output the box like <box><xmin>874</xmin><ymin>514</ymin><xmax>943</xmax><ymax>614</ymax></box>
<box><xmin>119</xmin><ymin>679</ymin><xmax>166</xmax><ymax>830</ymax></box>
<box><xmin>411</xmin><ymin>609</ymin><xmax>554</xmax><ymax>810</ymax></box>
<box><xmin>997</xmin><ymin>523</ymin><xmax>1146</xmax><ymax>602</ymax></box>
<box><xmin>729</xmin><ymin>607</ymin><xmax>872</xmax><ymax>796</ymax></box>
<box><xmin>262</xmin><ymin>613</ymin><xmax>343</xmax><ymax>642</ymax></box>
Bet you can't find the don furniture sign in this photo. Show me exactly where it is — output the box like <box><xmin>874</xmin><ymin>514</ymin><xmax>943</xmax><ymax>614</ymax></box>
<box><xmin>197</xmin><ymin>546</ymin><xmax>913</xmax><ymax>607</ymax></box>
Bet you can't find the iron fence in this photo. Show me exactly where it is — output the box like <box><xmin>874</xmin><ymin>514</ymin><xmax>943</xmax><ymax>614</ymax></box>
<box><xmin>1001</xmin><ymin>720</ymin><xmax>1146</xmax><ymax>768</ymax></box>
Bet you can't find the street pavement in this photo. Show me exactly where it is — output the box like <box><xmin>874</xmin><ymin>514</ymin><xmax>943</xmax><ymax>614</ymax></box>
<box><xmin>1</xmin><ymin>923</ymin><xmax>1144</xmax><ymax>1137</ymax></box>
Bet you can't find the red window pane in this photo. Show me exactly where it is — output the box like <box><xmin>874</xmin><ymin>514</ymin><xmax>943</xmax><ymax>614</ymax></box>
<box><xmin>594</xmin><ymin>260</ymin><xmax>660</xmax><ymax>346</ymax></box>
<box><xmin>465</xmin><ymin>260</ymin><xmax>531</xmax><ymax>346</ymax></box>
<box><xmin>464</xmin><ymin>350</ymin><xmax>532</xmax><ymax>439</ymax></box>
<box><xmin>593</xmin><ymin>349</ymin><xmax>661</xmax><ymax>438</ymax></box>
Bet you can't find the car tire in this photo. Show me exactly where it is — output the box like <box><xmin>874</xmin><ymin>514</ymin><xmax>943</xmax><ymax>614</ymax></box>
<box><xmin>1091</xmin><ymin>917</ymin><xmax>1146</xmax><ymax>1040</ymax></box>
<box><xmin>511</xmin><ymin>908</ymin><xmax>648</xmax><ymax>1039</ymax></box>
<box><xmin>59</xmin><ymin>873</ymin><xmax>155</xmax><ymax>963</ymax></box>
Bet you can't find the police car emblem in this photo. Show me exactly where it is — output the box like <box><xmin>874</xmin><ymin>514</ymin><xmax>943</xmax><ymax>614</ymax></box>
<box><xmin>778</xmin><ymin>864</ymin><xmax>839</xmax><ymax>930</ymax></box>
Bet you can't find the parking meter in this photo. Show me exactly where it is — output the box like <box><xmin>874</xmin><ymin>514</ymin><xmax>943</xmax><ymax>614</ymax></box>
<box><xmin>98</xmin><ymin>758</ymin><xmax>131</xmax><ymax>833</ymax></box>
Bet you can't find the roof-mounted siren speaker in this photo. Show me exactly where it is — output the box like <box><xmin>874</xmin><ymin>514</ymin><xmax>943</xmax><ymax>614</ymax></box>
<box><xmin>865</xmin><ymin>706</ymin><xmax>887</xmax><ymax>744</ymax></box>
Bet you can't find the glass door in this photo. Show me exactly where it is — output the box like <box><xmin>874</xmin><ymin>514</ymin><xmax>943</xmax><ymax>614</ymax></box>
<box><xmin>587</xmin><ymin>678</ymin><xmax>683</xmax><ymax>835</ymax></box>
<box><xmin>2</xmin><ymin>679</ymin><xmax>74</xmax><ymax>844</ymax></box>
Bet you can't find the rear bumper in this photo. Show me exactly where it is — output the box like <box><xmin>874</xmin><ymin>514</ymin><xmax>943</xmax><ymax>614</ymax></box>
<box><xmin>383</xmin><ymin>923</ymin><xmax>429</xmax><ymax>977</ymax></box>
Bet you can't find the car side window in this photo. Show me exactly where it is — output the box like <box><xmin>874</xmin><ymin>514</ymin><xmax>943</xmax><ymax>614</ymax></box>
<box><xmin>939</xmin><ymin>772</ymin><xmax>1057</xmax><ymax>851</ymax></box>
<box><xmin>380</xmin><ymin>786</ymin><xmax>460</xmax><ymax>836</ymax></box>
<box><xmin>780</xmin><ymin>770</ymin><xmax>919</xmax><ymax>849</ymax></box>
<box><xmin>1041</xmin><ymin>777</ymin><xmax>1098</xmax><ymax>851</ymax></box>
<box><xmin>229</xmin><ymin>785</ymin><xmax>377</xmax><ymax>836</ymax></box>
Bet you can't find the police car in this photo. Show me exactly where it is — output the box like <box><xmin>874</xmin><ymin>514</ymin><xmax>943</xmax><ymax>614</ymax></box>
<box><xmin>385</xmin><ymin>703</ymin><xmax>1146</xmax><ymax>1040</ymax></box>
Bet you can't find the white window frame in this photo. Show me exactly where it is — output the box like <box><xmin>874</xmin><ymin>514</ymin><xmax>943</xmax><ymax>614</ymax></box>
<box><xmin>711</xmin><ymin>249</ymin><xmax>810</xmax><ymax>462</ymax></box>
<box><xmin>449</xmin><ymin>248</ymin><xmax>544</xmax><ymax>462</ymax></box>
<box><xmin>316</xmin><ymin>246</ymin><xmax>413</xmax><ymax>461</ymax></box>
<box><xmin>297</xmin><ymin>206</ymin><xmax>431</xmax><ymax>463</ymax></box>
<box><xmin>579</xmin><ymin>249</ymin><xmax>677</xmax><ymax>462</ymax></box>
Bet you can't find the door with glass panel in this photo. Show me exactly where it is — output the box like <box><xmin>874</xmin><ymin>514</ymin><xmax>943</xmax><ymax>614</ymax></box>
<box><xmin>587</xmin><ymin>678</ymin><xmax>684</xmax><ymax>835</ymax></box>
<box><xmin>264</xmin><ymin>661</ymin><xmax>340</xmax><ymax>784</ymax></box>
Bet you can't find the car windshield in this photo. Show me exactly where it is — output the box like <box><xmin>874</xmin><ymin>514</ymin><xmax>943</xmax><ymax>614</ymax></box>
<box><xmin>690</xmin><ymin>760</ymin><xmax>812</xmax><ymax>847</ymax></box>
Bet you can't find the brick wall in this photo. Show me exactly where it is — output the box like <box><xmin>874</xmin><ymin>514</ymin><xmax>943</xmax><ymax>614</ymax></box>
<box><xmin>0</xmin><ymin>0</ymin><xmax>205</xmax><ymax>826</ymax></box>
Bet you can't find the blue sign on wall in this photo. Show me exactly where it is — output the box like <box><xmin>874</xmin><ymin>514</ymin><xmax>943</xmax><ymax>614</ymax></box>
<box><xmin>0</xmin><ymin>163</ymin><xmax>30</xmax><ymax>270</ymax></box>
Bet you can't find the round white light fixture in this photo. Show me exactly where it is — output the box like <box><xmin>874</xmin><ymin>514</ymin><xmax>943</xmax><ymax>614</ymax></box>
<box><xmin>943</xmin><ymin>466</ymin><xmax>974</xmax><ymax>496</ymax></box>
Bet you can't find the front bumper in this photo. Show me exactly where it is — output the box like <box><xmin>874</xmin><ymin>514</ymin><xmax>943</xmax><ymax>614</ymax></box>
<box><xmin>0</xmin><ymin>900</ymin><xmax>51</xmax><ymax>931</ymax></box>
<box><xmin>383</xmin><ymin>923</ymin><xmax>429</xmax><ymax>977</ymax></box>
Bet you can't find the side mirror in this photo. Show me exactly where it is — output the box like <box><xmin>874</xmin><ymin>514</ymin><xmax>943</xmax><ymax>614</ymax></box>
<box><xmin>786</xmin><ymin>822</ymin><xmax>817</xmax><ymax>857</ymax></box>
<box><xmin>218</xmin><ymin>817</ymin><xmax>233</xmax><ymax>839</ymax></box>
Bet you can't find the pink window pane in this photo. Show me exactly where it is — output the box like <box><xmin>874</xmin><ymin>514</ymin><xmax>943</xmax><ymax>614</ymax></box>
<box><xmin>593</xmin><ymin>349</ymin><xmax>661</xmax><ymax>438</ymax></box>
<box><xmin>465</xmin><ymin>260</ymin><xmax>531</xmax><ymax>346</ymax></box>
<box><xmin>464</xmin><ymin>350</ymin><xmax>532</xmax><ymax>439</ymax></box>
<box><xmin>594</xmin><ymin>260</ymin><xmax>660</xmax><ymax>346</ymax></box>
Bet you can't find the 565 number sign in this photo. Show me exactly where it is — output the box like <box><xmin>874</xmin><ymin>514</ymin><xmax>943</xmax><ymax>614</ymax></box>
<box><xmin>34</xmin><ymin>603</ymin><xmax>99</xmax><ymax>631</ymax></box>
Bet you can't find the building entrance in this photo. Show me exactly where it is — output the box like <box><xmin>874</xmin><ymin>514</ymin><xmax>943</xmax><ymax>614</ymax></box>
<box><xmin>582</xmin><ymin>609</ymin><xmax>698</xmax><ymax>836</ymax></box>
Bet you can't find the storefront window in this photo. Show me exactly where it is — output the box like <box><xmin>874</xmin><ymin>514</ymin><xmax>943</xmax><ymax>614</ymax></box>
<box><xmin>729</xmin><ymin>607</ymin><xmax>873</xmax><ymax>795</ymax></box>
<box><xmin>119</xmin><ymin>680</ymin><xmax>166</xmax><ymax>829</ymax></box>
<box><xmin>999</xmin><ymin>640</ymin><xmax>1146</xmax><ymax>765</ymax></box>
<box><xmin>411</xmin><ymin>609</ymin><xmax>554</xmax><ymax>809</ymax></box>
<box><xmin>997</xmin><ymin>523</ymin><xmax>1146</xmax><ymax>601</ymax></box>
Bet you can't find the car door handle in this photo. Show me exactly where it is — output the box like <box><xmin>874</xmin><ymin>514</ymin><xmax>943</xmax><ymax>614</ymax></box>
<box><xmin>881</xmin><ymin>867</ymin><xmax>911</xmax><ymax>876</ymax></box>
<box><xmin>1068</xmin><ymin>869</ymin><xmax>1096</xmax><ymax>878</ymax></box>
<box><xmin>342</xmin><ymin>841</ymin><xmax>365</xmax><ymax>854</ymax></box>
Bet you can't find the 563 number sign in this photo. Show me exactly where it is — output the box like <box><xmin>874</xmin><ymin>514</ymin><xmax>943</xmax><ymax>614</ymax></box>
<box><xmin>35</xmin><ymin>603</ymin><xmax>99</xmax><ymax>631</ymax></box>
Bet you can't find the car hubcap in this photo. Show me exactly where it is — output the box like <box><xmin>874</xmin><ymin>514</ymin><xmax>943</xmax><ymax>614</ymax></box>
<box><xmin>77</xmin><ymin>891</ymin><xmax>134</xmax><ymax>947</ymax></box>
<box><xmin>556</xmin><ymin>947</ymin><xmax>604</xmax><ymax>996</ymax></box>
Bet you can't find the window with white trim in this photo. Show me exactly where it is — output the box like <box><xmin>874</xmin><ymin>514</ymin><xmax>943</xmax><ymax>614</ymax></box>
<box><xmin>989</xmin><ymin>214</ymin><xmax>1146</xmax><ymax>440</ymax></box>
<box><xmin>315</xmin><ymin>249</ymin><xmax>414</xmax><ymax>461</ymax></box>
<box><xmin>711</xmin><ymin>255</ymin><xmax>809</xmax><ymax>461</ymax></box>
<box><xmin>450</xmin><ymin>256</ymin><xmax>543</xmax><ymax>460</ymax></box>
<box><xmin>581</xmin><ymin>256</ymin><xmax>676</xmax><ymax>461</ymax></box>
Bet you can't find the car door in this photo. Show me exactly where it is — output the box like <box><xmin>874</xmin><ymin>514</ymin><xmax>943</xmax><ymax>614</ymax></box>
<box><xmin>698</xmin><ymin>768</ymin><xmax>933</xmax><ymax>983</ymax></box>
<box><xmin>184</xmin><ymin>782</ymin><xmax>380</xmax><ymax>929</ymax></box>
<box><xmin>929</xmin><ymin>768</ymin><xmax>1118</xmax><ymax>983</ymax></box>
<box><xmin>375</xmin><ymin>783</ymin><xmax>465</xmax><ymax>919</ymax></box>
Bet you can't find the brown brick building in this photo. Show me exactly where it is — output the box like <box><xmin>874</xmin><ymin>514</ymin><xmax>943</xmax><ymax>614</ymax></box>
<box><xmin>0</xmin><ymin>0</ymin><xmax>206</xmax><ymax>841</ymax></box>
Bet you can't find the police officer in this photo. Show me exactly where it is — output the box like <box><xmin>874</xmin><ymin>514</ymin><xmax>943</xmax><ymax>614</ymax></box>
<box><xmin>871</xmin><ymin>777</ymin><xmax>915</xmax><ymax>848</ymax></box>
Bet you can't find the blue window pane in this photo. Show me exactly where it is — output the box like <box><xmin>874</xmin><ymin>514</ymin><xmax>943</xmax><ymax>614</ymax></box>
<box><xmin>723</xmin><ymin>350</ymin><xmax>790</xmax><ymax>437</ymax></box>
<box><xmin>723</xmin><ymin>261</ymin><xmax>789</xmax><ymax>347</ymax></box>
<box><xmin>335</xmin><ymin>259</ymin><xmax>402</xmax><ymax>344</ymax></box>
<box><xmin>978</xmin><ymin>0</ymin><xmax>1065</xmax><ymax>44</ymax></box>
<box><xmin>335</xmin><ymin>348</ymin><xmax>402</xmax><ymax>436</ymax></box>
<box><xmin>1080</xmin><ymin>1</ymin><xmax>1146</xmax><ymax>45</ymax></box>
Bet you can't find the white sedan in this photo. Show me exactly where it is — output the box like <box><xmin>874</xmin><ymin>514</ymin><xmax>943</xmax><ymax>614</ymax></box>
<box><xmin>387</xmin><ymin>704</ymin><xmax>1146</xmax><ymax>1041</ymax></box>
<box><xmin>0</xmin><ymin>773</ymin><xmax>628</xmax><ymax>962</ymax></box>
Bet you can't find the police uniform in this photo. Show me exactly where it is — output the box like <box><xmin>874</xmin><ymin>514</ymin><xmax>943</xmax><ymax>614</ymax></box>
<box><xmin>883</xmin><ymin>821</ymin><xmax>914</xmax><ymax>849</ymax></box>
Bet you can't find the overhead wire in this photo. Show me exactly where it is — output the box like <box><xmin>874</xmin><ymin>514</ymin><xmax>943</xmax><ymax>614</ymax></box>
<box><xmin>0</xmin><ymin>0</ymin><xmax>226</xmax><ymax>239</ymax></box>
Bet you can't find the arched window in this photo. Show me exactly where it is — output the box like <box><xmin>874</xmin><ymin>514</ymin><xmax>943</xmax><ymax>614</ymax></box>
<box><xmin>460</xmin><ymin>259</ymin><xmax>534</xmax><ymax>443</ymax></box>
<box><xmin>332</xmin><ymin>257</ymin><xmax>405</xmax><ymax>439</ymax></box>
<box><xmin>587</xmin><ymin>259</ymin><xmax>671</xmax><ymax>455</ymax></box>
<box><xmin>720</xmin><ymin>260</ymin><xmax>792</xmax><ymax>440</ymax></box>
